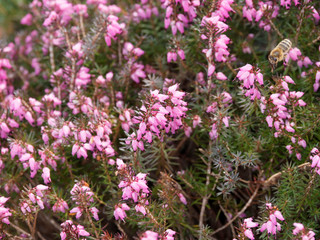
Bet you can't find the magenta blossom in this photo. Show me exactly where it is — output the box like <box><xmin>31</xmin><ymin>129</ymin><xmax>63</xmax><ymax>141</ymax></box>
<box><xmin>60</xmin><ymin>220</ymin><xmax>90</xmax><ymax>240</ymax></box>
<box><xmin>114</xmin><ymin>203</ymin><xmax>130</xmax><ymax>221</ymax></box>
<box><xmin>260</xmin><ymin>203</ymin><xmax>284</xmax><ymax>236</ymax></box>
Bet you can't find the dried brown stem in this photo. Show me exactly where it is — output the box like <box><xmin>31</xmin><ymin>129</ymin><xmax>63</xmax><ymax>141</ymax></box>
<box><xmin>31</xmin><ymin>211</ymin><xmax>38</xmax><ymax>240</ymax></box>
<box><xmin>10</xmin><ymin>222</ymin><xmax>31</xmax><ymax>237</ymax></box>
<box><xmin>307</xmin><ymin>35</ymin><xmax>320</xmax><ymax>46</ymax></box>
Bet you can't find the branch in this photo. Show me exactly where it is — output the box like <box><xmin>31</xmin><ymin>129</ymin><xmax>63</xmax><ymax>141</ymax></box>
<box><xmin>263</xmin><ymin>162</ymin><xmax>311</xmax><ymax>188</ymax></box>
<box><xmin>211</xmin><ymin>184</ymin><xmax>260</xmax><ymax>236</ymax></box>
<box><xmin>266</xmin><ymin>15</ymin><xmax>283</xmax><ymax>39</ymax></box>
<box><xmin>218</xmin><ymin>201</ymin><xmax>236</xmax><ymax>238</ymax></box>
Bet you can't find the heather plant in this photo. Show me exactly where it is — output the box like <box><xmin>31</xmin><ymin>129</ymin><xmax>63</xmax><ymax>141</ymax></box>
<box><xmin>0</xmin><ymin>0</ymin><xmax>320</xmax><ymax>239</ymax></box>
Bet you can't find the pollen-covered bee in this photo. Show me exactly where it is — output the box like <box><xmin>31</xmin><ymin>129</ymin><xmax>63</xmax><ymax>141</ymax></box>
<box><xmin>268</xmin><ymin>39</ymin><xmax>292</xmax><ymax>72</ymax></box>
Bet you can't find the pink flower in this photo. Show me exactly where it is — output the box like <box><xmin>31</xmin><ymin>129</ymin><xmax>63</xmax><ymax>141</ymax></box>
<box><xmin>192</xmin><ymin>115</ymin><xmax>201</xmax><ymax>128</ymax></box>
<box><xmin>260</xmin><ymin>203</ymin><xmax>284</xmax><ymax>236</ymax></box>
<box><xmin>288</xmin><ymin>48</ymin><xmax>302</xmax><ymax>61</ymax></box>
<box><xmin>236</xmin><ymin>64</ymin><xmax>263</xmax><ymax>100</ymax></box>
<box><xmin>178</xmin><ymin>193</ymin><xmax>187</xmax><ymax>205</ymax></box>
<box><xmin>114</xmin><ymin>203</ymin><xmax>130</xmax><ymax>221</ymax></box>
<box><xmin>60</xmin><ymin>220</ymin><xmax>90</xmax><ymax>240</ymax></box>
<box><xmin>164</xmin><ymin>229</ymin><xmax>176</xmax><ymax>240</ymax></box>
<box><xmin>167</xmin><ymin>51</ymin><xmax>177</xmax><ymax>63</ymax></box>
<box><xmin>0</xmin><ymin>196</ymin><xmax>11</xmax><ymax>225</ymax></box>
<box><xmin>208</xmin><ymin>64</ymin><xmax>216</xmax><ymax>76</ymax></box>
<box><xmin>52</xmin><ymin>199</ymin><xmax>69</xmax><ymax>213</ymax></box>
<box><xmin>141</xmin><ymin>231</ymin><xmax>158</xmax><ymax>240</ymax></box>
<box><xmin>21</xmin><ymin>13</ymin><xmax>33</xmax><ymax>26</ymax></box>
<box><xmin>43</xmin><ymin>11</ymin><xmax>58</xmax><ymax>27</ymax></box>
<box><xmin>177</xmin><ymin>49</ymin><xmax>185</xmax><ymax>60</ymax></box>
<box><xmin>216</xmin><ymin>72</ymin><xmax>227</xmax><ymax>80</ymax></box>
<box><xmin>41</xmin><ymin>167</ymin><xmax>51</xmax><ymax>184</ymax></box>
<box><xmin>292</xmin><ymin>222</ymin><xmax>315</xmax><ymax>240</ymax></box>
<box><xmin>135</xmin><ymin>204</ymin><xmax>146</xmax><ymax>215</ymax></box>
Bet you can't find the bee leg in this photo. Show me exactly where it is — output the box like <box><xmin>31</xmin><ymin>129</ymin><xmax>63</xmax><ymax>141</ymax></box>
<box><xmin>270</xmin><ymin>64</ymin><xmax>275</xmax><ymax>73</ymax></box>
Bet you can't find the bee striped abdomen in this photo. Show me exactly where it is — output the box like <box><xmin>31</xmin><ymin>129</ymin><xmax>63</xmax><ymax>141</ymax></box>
<box><xmin>277</xmin><ymin>39</ymin><xmax>292</xmax><ymax>54</ymax></box>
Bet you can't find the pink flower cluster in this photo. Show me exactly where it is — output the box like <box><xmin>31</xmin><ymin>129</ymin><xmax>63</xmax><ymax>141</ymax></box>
<box><xmin>292</xmin><ymin>222</ymin><xmax>315</xmax><ymax>240</ymax></box>
<box><xmin>260</xmin><ymin>76</ymin><xmax>306</xmax><ymax>159</ymax></box>
<box><xmin>313</xmin><ymin>62</ymin><xmax>320</xmax><ymax>92</ymax></box>
<box><xmin>162</xmin><ymin>0</ymin><xmax>200</xmax><ymax>63</ymax></box>
<box><xmin>60</xmin><ymin>220</ymin><xmax>90</xmax><ymax>240</ymax></box>
<box><xmin>119</xmin><ymin>108</ymin><xmax>134</xmax><ymax>133</ymax></box>
<box><xmin>141</xmin><ymin>229</ymin><xmax>176</xmax><ymax>240</ymax></box>
<box><xmin>0</xmin><ymin>58</ymin><xmax>12</xmax><ymax>95</ymax></box>
<box><xmin>40</xmin><ymin>101</ymin><xmax>115</xmax><ymax>162</ymax></box>
<box><xmin>234</xmin><ymin>217</ymin><xmax>259</xmax><ymax>240</ymax></box>
<box><xmin>0</xmin><ymin>196</ymin><xmax>11</xmax><ymax>226</ymax></box>
<box><xmin>0</xmin><ymin>113</ymin><xmax>19</xmax><ymax>140</ymax></box>
<box><xmin>162</xmin><ymin>0</ymin><xmax>200</xmax><ymax>35</ymax></box>
<box><xmin>280</xmin><ymin>0</ymin><xmax>300</xmax><ymax>9</ymax></box>
<box><xmin>126</xmin><ymin>83</ymin><xmax>188</xmax><ymax>151</ymax></box>
<box><xmin>114</xmin><ymin>159</ymin><xmax>150</xmax><ymax>221</ymax></box>
<box><xmin>10</xmin><ymin>141</ymin><xmax>40</xmax><ymax>178</ymax></box>
<box><xmin>114</xmin><ymin>203</ymin><xmax>131</xmax><ymax>221</ymax></box>
<box><xmin>69</xmin><ymin>181</ymin><xmax>99</xmax><ymax>221</ymax></box>
<box><xmin>200</xmin><ymin>3</ymin><xmax>232</xmax><ymax>78</ymax></box>
<box><xmin>310</xmin><ymin>148</ymin><xmax>320</xmax><ymax>175</ymax></box>
<box><xmin>131</xmin><ymin>2</ymin><xmax>159</xmax><ymax>23</ymax></box>
<box><xmin>167</xmin><ymin>49</ymin><xmax>185</xmax><ymax>63</ymax></box>
<box><xmin>122</xmin><ymin>42</ymin><xmax>146</xmax><ymax>83</ymax></box>
<box><xmin>236</xmin><ymin>64</ymin><xmax>263</xmax><ymax>100</ymax></box>
<box><xmin>213</xmin><ymin>0</ymin><xmax>235</xmax><ymax>21</ymax></box>
<box><xmin>104</xmin><ymin>15</ymin><xmax>125</xmax><ymax>47</ymax></box>
<box><xmin>243</xmin><ymin>1</ymin><xmax>279</xmax><ymax>32</ymax></box>
<box><xmin>286</xmin><ymin>47</ymin><xmax>313</xmax><ymax>69</ymax></box>
<box><xmin>20</xmin><ymin>185</ymin><xmax>49</xmax><ymax>214</ymax></box>
<box><xmin>52</xmin><ymin>198</ymin><xmax>69</xmax><ymax>213</ymax></box>
<box><xmin>260</xmin><ymin>203</ymin><xmax>285</xmax><ymax>236</ymax></box>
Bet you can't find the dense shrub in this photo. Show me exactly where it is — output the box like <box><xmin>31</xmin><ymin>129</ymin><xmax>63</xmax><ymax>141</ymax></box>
<box><xmin>0</xmin><ymin>0</ymin><xmax>320</xmax><ymax>239</ymax></box>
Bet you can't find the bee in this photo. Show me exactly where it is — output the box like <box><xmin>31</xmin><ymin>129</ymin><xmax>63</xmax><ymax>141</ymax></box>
<box><xmin>268</xmin><ymin>39</ymin><xmax>292</xmax><ymax>72</ymax></box>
